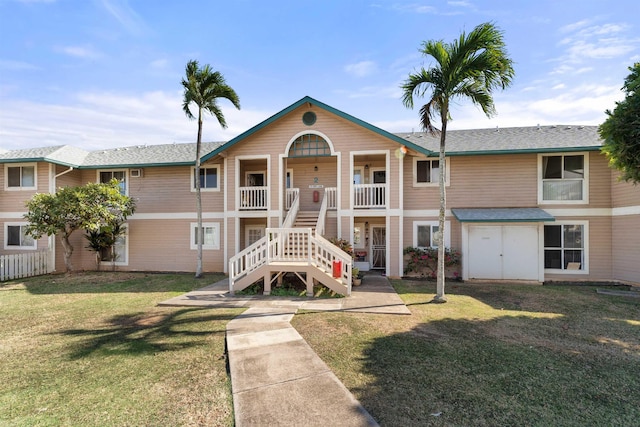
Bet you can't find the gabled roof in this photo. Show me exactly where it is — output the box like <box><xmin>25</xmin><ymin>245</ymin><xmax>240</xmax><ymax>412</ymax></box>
<box><xmin>1</xmin><ymin>97</ymin><xmax>605</xmax><ymax>167</ymax></box>
<box><xmin>82</xmin><ymin>142</ymin><xmax>225</xmax><ymax>168</ymax></box>
<box><xmin>0</xmin><ymin>145</ymin><xmax>89</xmax><ymax>167</ymax></box>
<box><xmin>0</xmin><ymin>142</ymin><xmax>225</xmax><ymax>168</ymax></box>
<box><xmin>398</xmin><ymin>125</ymin><xmax>602</xmax><ymax>156</ymax></box>
<box><xmin>201</xmin><ymin>96</ymin><xmax>434</xmax><ymax>162</ymax></box>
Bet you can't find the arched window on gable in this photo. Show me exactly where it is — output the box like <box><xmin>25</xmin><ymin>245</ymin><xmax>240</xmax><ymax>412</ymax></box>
<box><xmin>288</xmin><ymin>134</ymin><xmax>331</xmax><ymax>157</ymax></box>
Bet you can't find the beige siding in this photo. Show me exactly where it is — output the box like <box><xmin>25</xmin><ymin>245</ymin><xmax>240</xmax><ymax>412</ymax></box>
<box><xmin>612</xmin><ymin>215</ymin><xmax>640</xmax><ymax>284</ymax></box>
<box><xmin>404</xmin><ymin>154</ymin><xmax>538</xmax><ymax>211</ymax></box>
<box><xmin>125</xmin><ymin>219</ymin><xmax>225</xmax><ymax>272</ymax></box>
<box><xmin>611</xmin><ymin>170</ymin><xmax>640</xmax><ymax>207</ymax></box>
<box><xmin>586</xmin><ymin>152</ymin><xmax>613</xmax><ymax>208</ymax></box>
<box><xmin>388</xmin><ymin>216</ymin><xmax>401</xmax><ymax>278</ymax></box>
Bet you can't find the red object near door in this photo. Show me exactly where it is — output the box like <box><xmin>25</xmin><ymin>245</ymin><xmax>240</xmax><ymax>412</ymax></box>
<box><xmin>313</xmin><ymin>190</ymin><xmax>319</xmax><ymax>203</ymax></box>
<box><xmin>332</xmin><ymin>260</ymin><xmax>342</xmax><ymax>278</ymax></box>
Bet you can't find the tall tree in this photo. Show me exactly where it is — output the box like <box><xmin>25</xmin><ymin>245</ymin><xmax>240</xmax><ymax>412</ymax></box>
<box><xmin>599</xmin><ymin>62</ymin><xmax>640</xmax><ymax>184</ymax></box>
<box><xmin>182</xmin><ymin>60</ymin><xmax>240</xmax><ymax>278</ymax></box>
<box><xmin>24</xmin><ymin>180</ymin><xmax>136</xmax><ymax>272</ymax></box>
<box><xmin>401</xmin><ymin>22</ymin><xmax>514</xmax><ymax>302</ymax></box>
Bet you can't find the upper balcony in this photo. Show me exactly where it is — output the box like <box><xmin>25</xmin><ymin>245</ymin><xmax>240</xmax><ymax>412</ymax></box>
<box><xmin>239</xmin><ymin>186</ymin><xmax>268</xmax><ymax>210</ymax></box>
<box><xmin>353</xmin><ymin>184</ymin><xmax>386</xmax><ymax>209</ymax></box>
<box><xmin>353</xmin><ymin>154</ymin><xmax>387</xmax><ymax>209</ymax></box>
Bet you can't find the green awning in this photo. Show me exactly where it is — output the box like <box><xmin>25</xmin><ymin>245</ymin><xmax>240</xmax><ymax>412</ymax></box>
<box><xmin>452</xmin><ymin>208</ymin><xmax>555</xmax><ymax>223</ymax></box>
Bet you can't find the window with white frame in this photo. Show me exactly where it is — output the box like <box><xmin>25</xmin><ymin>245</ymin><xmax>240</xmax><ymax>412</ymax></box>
<box><xmin>190</xmin><ymin>223</ymin><xmax>220</xmax><ymax>250</ymax></box>
<box><xmin>544</xmin><ymin>222</ymin><xmax>587</xmax><ymax>272</ymax></box>
<box><xmin>413</xmin><ymin>158</ymin><xmax>447</xmax><ymax>186</ymax></box>
<box><xmin>4</xmin><ymin>223</ymin><xmax>36</xmax><ymax>250</ymax></box>
<box><xmin>100</xmin><ymin>227</ymin><xmax>128</xmax><ymax>265</ymax></box>
<box><xmin>245</xmin><ymin>226</ymin><xmax>265</xmax><ymax>247</ymax></box>
<box><xmin>192</xmin><ymin>166</ymin><xmax>219</xmax><ymax>191</ymax></box>
<box><xmin>5</xmin><ymin>164</ymin><xmax>36</xmax><ymax>190</ymax></box>
<box><xmin>539</xmin><ymin>153</ymin><xmax>588</xmax><ymax>203</ymax></box>
<box><xmin>413</xmin><ymin>221</ymin><xmax>450</xmax><ymax>248</ymax></box>
<box><xmin>99</xmin><ymin>170</ymin><xmax>127</xmax><ymax>195</ymax></box>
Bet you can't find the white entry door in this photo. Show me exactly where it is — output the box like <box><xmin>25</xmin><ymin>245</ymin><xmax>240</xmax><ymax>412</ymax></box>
<box><xmin>468</xmin><ymin>225</ymin><xmax>539</xmax><ymax>281</ymax></box>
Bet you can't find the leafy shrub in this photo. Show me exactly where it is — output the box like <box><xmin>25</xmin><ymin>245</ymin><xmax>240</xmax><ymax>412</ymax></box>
<box><xmin>403</xmin><ymin>246</ymin><xmax>461</xmax><ymax>279</ymax></box>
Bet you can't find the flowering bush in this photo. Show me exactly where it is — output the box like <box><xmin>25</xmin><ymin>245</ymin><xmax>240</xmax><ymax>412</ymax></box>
<box><xmin>328</xmin><ymin>237</ymin><xmax>353</xmax><ymax>258</ymax></box>
<box><xmin>403</xmin><ymin>246</ymin><xmax>461</xmax><ymax>279</ymax></box>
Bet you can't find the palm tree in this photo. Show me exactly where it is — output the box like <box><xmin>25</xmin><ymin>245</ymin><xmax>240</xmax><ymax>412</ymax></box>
<box><xmin>182</xmin><ymin>60</ymin><xmax>240</xmax><ymax>278</ymax></box>
<box><xmin>401</xmin><ymin>22</ymin><xmax>514</xmax><ymax>302</ymax></box>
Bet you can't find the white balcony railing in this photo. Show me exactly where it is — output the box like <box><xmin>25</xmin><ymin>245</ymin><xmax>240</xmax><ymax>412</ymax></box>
<box><xmin>239</xmin><ymin>186</ymin><xmax>268</xmax><ymax>210</ymax></box>
<box><xmin>353</xmin><ymin>183</ymin><xmax>386</xmax><ymax>208</ymax></box>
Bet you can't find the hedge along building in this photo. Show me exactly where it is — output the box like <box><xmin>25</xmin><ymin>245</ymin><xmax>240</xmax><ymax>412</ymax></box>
<box><xmin>1</xmin><ymin>96</ymin><xmax>639</xmax><ymax>290</ymax></box>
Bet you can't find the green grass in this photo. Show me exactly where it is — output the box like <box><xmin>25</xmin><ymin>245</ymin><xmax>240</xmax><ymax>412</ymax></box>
<box><xmin>292</xmin><ymin>280</ymin><xmax>640</xmax><ymax>426</ymax></box>
<box><xmin>4</xmin><ymin>273</ymin><xmax>639</xmax><ymax>426</ymax></box>
<box><xmin>0</xmin><ymin>272</ymin><xmax>244</xmax><ymax>427</ymax></box>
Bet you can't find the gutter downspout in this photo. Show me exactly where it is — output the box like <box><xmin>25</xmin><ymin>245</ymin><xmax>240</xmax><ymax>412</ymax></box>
<box><xmin>49</xmin><ymin>166</ymin><xmax>74</xmax><ymax>272</ymax></box>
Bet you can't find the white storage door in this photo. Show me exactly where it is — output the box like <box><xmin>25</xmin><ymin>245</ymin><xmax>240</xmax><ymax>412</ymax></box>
<box><xmin>468</xmin><ymin>225</ymin><xmax>540</xmax><ymax>281</ymax></box>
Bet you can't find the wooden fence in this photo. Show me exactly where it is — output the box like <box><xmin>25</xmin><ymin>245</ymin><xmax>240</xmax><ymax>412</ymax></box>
<box><xmin>0</xmin><ymin>250</ymin><xmax>53</xmax><ymax>281</ymax></box>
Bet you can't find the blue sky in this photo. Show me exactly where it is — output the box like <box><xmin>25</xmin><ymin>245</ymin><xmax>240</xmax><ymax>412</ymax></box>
<box><xmin>1</xmin><ymin>0</ymin><xmax>638</xmax><ymax>151</ymax></box>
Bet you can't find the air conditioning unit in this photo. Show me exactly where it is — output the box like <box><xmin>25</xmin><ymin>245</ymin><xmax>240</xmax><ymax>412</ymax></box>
<box><xmin>130</xmin><ymin>169</ymin><xmax>143</xmax><ymax>178</ymax></box>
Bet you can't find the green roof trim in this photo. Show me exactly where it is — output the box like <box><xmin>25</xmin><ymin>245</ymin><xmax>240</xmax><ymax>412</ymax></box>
<box><xmin>201</xmin><ymin>96</ymin><xmax>434</xmax><ymax>162</ymax></box>
<box><xmin>452</xmin><ymin>208</ymin><xmax>555</xmax><ymax>223</ymax></box>
<box><xmin>446</xmin><ymin>146</ymin><xmax>601</xmax><ymax>156</ymax></box>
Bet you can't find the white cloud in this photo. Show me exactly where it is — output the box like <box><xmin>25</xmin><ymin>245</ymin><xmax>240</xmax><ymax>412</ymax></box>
<box><xmin>55</xmin><ymin>45</ymin><xmax>104</xmax><ymax>59</ymax></box>
<box><xmin>100</xmin><ymin>0</ymin><xmax>150</xmax><ymax>36</ymax></box>
<box><xmin>150</xmin><ymin>58</ymin><xmax>168</xmax><ymax>69</ymax></box>
<box><xmin>0</xmin><ymin>59</ymin><xmax>39</xmax><ymax>70</ymax></box>
<box><xmin>344</xmin><ymin>61</ymin><xmax>377</xmax><ymax>77</ymax></box>
<box><xmin>552</xmin><ymin>83</ymin><xmax>565</xmax><ymax>90</ymax></box>
<box><xmin>0</xmin><ymin>91</ymin><xmax>271</xmax><ymax>151</ymax></box>
<box><xmin>335</xmin><ymin>84</ymin><xmax>401</xmax><ymax>99</ymax></box>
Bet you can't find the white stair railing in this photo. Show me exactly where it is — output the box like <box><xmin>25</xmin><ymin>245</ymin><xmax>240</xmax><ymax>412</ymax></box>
<box><xmin>314</xmin><ymin>234</ymin><xmax>352</xmax><ymax>295</ymax></box>
<box><xmin>267</xmin><ymin>228</ymin><xmax>311</xmax><ymax>262</ymax></box>
<box><xmin>285</xmin><ymin>188</ymin><xmax>299</xmax><ymax>210</ymax></box>
<box><xmin>316</xmin><ymin>190</ymin><xmax>328</xmax><ymax>236</ymax></box>
<box><xmin>228</xmin><ymin>227</ymin><xmax>352</xmax><ymax>295</ymax></box>
<box><xmin>282</xmin><ymin>189</ymin><xmax>300</xmax><ymax>228</ymax></box>
<box><xmin>229</xmin><ymin>237</ymin><xmax>269</xmax><ymax>290</ymax></box>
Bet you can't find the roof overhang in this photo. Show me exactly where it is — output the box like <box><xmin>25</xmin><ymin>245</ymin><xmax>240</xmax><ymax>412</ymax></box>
<box><xmin>452</xmin><ymin>208</ymin><xmax>555</xmax><ymax>223</ymax></box>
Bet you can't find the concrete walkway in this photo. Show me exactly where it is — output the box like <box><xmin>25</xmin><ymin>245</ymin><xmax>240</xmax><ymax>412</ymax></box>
<box><xmin>159</xmin><ymin>274</ymin><xmax>410</xmax><ymax>426</ymax></box>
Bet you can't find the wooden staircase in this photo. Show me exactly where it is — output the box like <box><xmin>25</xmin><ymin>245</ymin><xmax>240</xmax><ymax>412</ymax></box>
<box><xmin>229</xmin><ymin>191</ymin><xmax>351</xmax><ymax>297</ymax></box>
<box><xmin>293</xmin><ymin>211</ymin><xmax>319</xmax><ymax>233</ymax></box>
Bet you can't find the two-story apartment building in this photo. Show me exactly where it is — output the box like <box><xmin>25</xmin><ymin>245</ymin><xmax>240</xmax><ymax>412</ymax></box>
<box><xmin>1</xmin><ymin>96</ymin><xmax>639</xmax><ymax>291</ymax></box>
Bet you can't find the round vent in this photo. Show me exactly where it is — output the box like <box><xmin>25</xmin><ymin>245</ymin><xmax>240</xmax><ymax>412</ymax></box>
<box><xmin>302</xmin><ymin>111</ymin><xmax>316</xmax><ymax>126</ymax></box>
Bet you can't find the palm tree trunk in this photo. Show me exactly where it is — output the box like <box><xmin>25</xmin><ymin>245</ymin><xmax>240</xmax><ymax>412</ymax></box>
<box><xmin>195</xmin><ymin>109</ymin><xmax>204</xmax><ymax>278</ymax></box>
<box><xmin>434</xmin><ymin>116</ymin><xmax>448</xmax><ymax>303</ymax></box>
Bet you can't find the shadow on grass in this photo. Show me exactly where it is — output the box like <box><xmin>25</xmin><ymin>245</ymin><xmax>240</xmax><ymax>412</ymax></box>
<box><xmin>353</xmin><ymin>314</ymin><xmax>640</xmax><ymax>426</ymax></box>
<box><xmin>58</xmin><ymin>308</ymin><xmax>237</xmax><ymax>360</ymax></box>
<box><xmin>11</xmin><ymin>272</ymin><xmax>226</xmax><ymax>295</ymax></box>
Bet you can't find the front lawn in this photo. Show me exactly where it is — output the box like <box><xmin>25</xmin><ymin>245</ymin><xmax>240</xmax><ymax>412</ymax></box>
<box><xmin>0</xmin><ymin>272</ymin><xmax>243</xmax><ymax>427</ymax></box>
<box><xmin>292</xmin><ymin>281</ymin><xmax>640</xmax><ymax>426</ymax></box>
